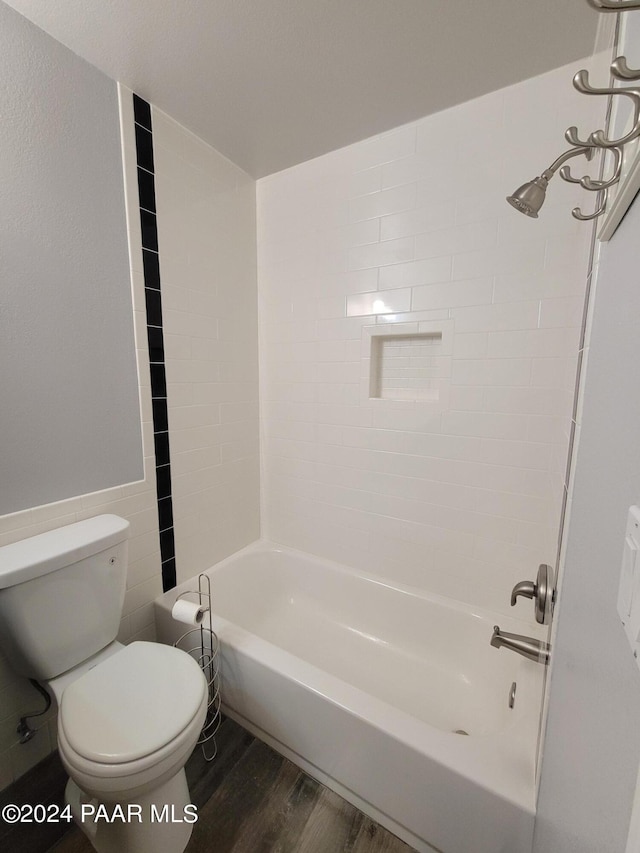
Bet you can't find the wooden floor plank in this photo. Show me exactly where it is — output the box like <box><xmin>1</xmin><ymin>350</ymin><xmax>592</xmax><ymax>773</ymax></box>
<box><xmin>290</xmin><ymin>785</ymin><xmax>365</xmax><ymax>853</ymax></box>
<box><xmin>246</xmin><ymin>772</ymin><xmax>323</xmax><ymax>853</ymax></box>
<box><xmin>186</xmin><ymin>716</ymin><xmax>255</xmax><ymax>809</ymax></box>
<box><xmin>222</xmin><ymin>765</ymin><xmax>321</xmax><ymax>853</ymax></box>
<box><xmin>1</xmin><ymin>752</ymin><xmax>73</xmax><ymax>853</ymax></box>
<box><xmin>351</xmin><ymin>816</ymin><xmax>416</xmax><ymax>853</ymax></box>
<box><xmin>49</xmin><ymin>828</ymin><xmax>92</xmax><ymax>853</ymax></box>
<box><xmin>186</xmin><ymin>739</ymin><xmax>287</xmax><ymax>852</ymax></box>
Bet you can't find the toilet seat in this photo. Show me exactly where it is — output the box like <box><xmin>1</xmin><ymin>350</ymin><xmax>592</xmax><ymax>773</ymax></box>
<box><xmin>60</xmin><ymin>642</ymin><xmax>206</xmax><ymax>763</ymax></box>
<box><xmin>57</xmin><ymin>642</ymin><xmax>208</xmax><ymax>799</ymax></box>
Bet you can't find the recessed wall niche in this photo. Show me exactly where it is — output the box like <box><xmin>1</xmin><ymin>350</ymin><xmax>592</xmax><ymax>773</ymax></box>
<box><xmin>362</xmin><ymin>320</ymin><xmax>453</xmax><ymax>410</ymax></box>
<box><xmin>370</xmin><ymin>332</ymin><xmax>443</xmax><ymax>402</ymax></box>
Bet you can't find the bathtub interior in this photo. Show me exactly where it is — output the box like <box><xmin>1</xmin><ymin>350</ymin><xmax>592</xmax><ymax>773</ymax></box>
<box><xmin>166</xmin><ymin>544</ymin><xmax>544</xmax><ymax>740</ymax></box>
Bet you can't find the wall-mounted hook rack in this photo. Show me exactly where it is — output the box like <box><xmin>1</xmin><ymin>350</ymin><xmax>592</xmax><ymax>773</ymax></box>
<box><xmin>586</xmin><ymin>0</ymin><xmax>640</xmax><ymax>12</ymax></box>
<box><xmin>565</xmin><ymin>68</ymin><xmax>640</xmax><ymax>148</ymax></box>
<box><xmin>509</xmin><ymin>5</ymin><xmax>640</xmax><ymax>237</ymax></box>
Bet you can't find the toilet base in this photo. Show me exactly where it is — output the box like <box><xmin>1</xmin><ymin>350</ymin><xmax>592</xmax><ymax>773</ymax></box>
<box><xmin>65</xmin><ymin>769</ymin><xmax>195</xmax><ymax>853</ymax></box>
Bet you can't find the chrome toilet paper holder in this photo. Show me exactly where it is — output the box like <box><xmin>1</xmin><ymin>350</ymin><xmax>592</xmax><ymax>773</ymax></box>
<box><xmin>173</xmin><ymin>574</ymin><xmax>221</xmax><ymax>761</ymax></box>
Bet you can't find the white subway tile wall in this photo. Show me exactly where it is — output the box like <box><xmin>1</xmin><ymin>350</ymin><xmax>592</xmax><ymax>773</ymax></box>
<box><xmin>152</xmin><ymin>109</ymin><xmax>260</xmax><ymax>583</ymax></box>
<box><xmin>257</xmin><ymin>59</ymin><xmax>603</xmax><ymax>617</ymax></box>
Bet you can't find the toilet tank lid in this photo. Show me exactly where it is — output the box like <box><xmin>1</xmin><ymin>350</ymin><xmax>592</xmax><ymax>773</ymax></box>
<box><xmin>0</xmin><ymin>515</ymin><xmax>130</xmax><ymax>590</ymax></box>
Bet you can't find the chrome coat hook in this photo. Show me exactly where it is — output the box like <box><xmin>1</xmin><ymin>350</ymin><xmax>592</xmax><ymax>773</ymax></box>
<box><xmin>583</xmin><ymin>146</ymin><xmax>623</xmax><ymax>189</ymax></box>
<box><xmin>557</xmin><ymin>145</ymin><xmax>596</xmax><ymax>185</ymax></box>
<box><xmin>558</xmin><ymin>165</ymin><xmax>585</xmax><ymax>185</ymax></box>
<box><xmin>572</xmin><ymin>188</ymin><xmax>608</xmax><ymax>220</ymax></box>
<box><xmin>611</xmin><ymin>56</ymin><xmax>640</xmax><ymax>81</ymax></box>
<box><xmin>568</xmin><ymin>147</ymin><xmax>625</xmax><ymax>218</ymax></box>
<box><xmin>586</xmin><ymin>0</ymin><xmax>640</xmax><ymax>11</ymax></box>
<box><xmin>560</xmin><ymin>145</ymin><xmax>622</xmax><ymax>190</ymax></box>
<box><xmin>566</xmin><ymin>69</ymin><xmax>640</xmax><ymax>148</ymax></box>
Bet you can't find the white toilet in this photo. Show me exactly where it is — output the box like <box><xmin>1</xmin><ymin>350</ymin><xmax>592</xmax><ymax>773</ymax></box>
<box><xmin>0</xmin><ymin>515</ymin><xmax>208</xmax><ymax>853</ymax></box>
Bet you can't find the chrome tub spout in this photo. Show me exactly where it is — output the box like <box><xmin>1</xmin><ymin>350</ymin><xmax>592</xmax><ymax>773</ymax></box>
<box><xmin>491</xmin><ymin>626</ymin><xmax>550</xmax><ymax>665</ymax></box>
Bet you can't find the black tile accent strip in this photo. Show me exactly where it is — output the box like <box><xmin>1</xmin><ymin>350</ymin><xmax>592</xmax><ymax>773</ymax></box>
<box><xmin>156</xmin><ymin>463</ymin><xmax>172</xmax><ymax>501</ymax></box>
<box><xmin>140</xmin><ymin>209</ymin><xmax>158</xmax><ymax>251</ymax></box>
<box><xmin>144</xmin><ymin>288</ymin><xmax>163</xmax><ymax>328</ymax></box>
<box><xmin>134</xmin><ymin>123</ymin><xmax>154</xmax><ymax>172</ymax></box>
<box><xmin>142</xmin><ymin>249</ymin><xmax>161</xmax><ymax>290</ymax></box>
<box><xmin>133</xmin><ymin>93</ymin><xmax>152</xmax><ymax>130</ymax></box>
<box><xmin>154</xmin><ymin>431</ymin><xmax>170</xmax><ymax>468</ymax></box>
<box><xmin>133</xmin><ymin>93</ymin><xmax>176</xmax><ymax>593</ymax></box>
<box><xmin>150</xmin><ymin>362</ymin><xmax>167</xmax><ymax>399</ymax></box>
<box><xmin>161</xmin><ymin>557</ymin><xmax>177</xmax><ymax>589</ymax></box>
<box><xmin>152</xmin><ymin>398</ymin><xmax>168</xmax><ymax>432</ymax></box>
<box><xmin>160</xmin><ymin>527</ymin><xmax>175</xmax><ymax>561</ymax></box>
<box><xmin>137</xmin><ymin>166</ymin><xmax>156</xmax><ymax>213</ymax></box>
<box><xmin>157</xmin><ymin>495</ymin><xmax>174</xmax><ymax>531</ymax></box>
<box><xmin>147</xmin><ymin>326</ymin><xmax>164</xmax><ymax>362</ymax></box>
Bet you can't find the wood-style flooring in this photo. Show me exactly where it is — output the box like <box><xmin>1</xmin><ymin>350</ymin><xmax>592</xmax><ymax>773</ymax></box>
<box><xmin>32</xmin><ymin>716</ymin><xmax>415</xmax><ymax>853</ymax></box>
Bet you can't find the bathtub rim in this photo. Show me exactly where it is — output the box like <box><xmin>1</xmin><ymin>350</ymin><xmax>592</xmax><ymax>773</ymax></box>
<box><xmin>173</xmin><ymin>537</ymin><xmax>542</xmax><ymax>633</ymax></box>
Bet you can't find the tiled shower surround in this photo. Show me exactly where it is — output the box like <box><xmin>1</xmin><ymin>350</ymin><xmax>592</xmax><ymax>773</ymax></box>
<box><xmin>151</xmin><ymin>105</ymin><xmax>260</xmax><ymax>585</ymax></box>
<box><xmin>257</xmin><ymin>59</ymin><xmax>601</xmax><ymax>617</ymax></box>
<box><xmin>0</xmin><ymin>57</ymin><xmax>601</xmax><ymax>787</ymax></box>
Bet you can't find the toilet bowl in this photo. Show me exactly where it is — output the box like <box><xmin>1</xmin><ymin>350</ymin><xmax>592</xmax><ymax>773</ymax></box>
<box><xmin>54</xmin><ymin>641</ymin><xmax>207</xmax><ymax>800</ymax></box>
<box><xmin>53</xmin><ymin>642</ymin><xmax>208</xmax><ymax>853</ymax></box>
<box><xmin>0</xmin><ymin>515</ymin><xmax>208</xmax><ymax>853</ymax></box>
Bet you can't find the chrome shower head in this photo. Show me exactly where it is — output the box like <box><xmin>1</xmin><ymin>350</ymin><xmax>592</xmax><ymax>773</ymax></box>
<box><xmin>506</xmin><ymin>175</ymin><xmax>550</xmax><ymax>218</ymax></box>
<box><xmin>506</xmin><ymin>145</ymin><xmax>594</xmax><ymax>219</ymax></box>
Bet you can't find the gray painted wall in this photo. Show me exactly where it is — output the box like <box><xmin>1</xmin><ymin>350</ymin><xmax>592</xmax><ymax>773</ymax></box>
<box><xmin>534</xmin><ymin>194</ymin><xmax>640</xmax><ymax>851</ymax></box>
<box><xmin>0</xmin><ymin>2</ymin><xmax>143</xmax><ymax>514</ymax></box>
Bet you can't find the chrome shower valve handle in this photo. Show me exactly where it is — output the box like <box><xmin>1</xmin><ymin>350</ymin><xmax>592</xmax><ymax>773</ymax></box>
<box><xmin>510</xmin><ymin>564</ymin><xmax>554</xmax><ymax>625</ymax></box>
<box><xmin>510</xmin><ymin>580</ymin><xmax>536</xmax><ymax>606</ymax></box>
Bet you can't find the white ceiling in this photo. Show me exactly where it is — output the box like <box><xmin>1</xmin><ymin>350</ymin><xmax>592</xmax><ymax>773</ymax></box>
<box><xmin>4</xmin><ymin>0</ymin><xmax>598</xmax><ymax>178</ymax></box>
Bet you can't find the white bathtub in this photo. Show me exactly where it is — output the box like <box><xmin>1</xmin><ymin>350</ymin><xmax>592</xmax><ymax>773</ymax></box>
<box><xmin>155</xmin><ymin>542</ymin><xmax>544</xmax><ymax>853</ymax></box>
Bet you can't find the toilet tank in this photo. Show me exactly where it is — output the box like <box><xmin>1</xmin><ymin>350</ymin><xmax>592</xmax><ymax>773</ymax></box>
<box><xmin>0</xmin><ymin>515</ymin><xmax>130</xmax><ymax>680</ymax></box>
